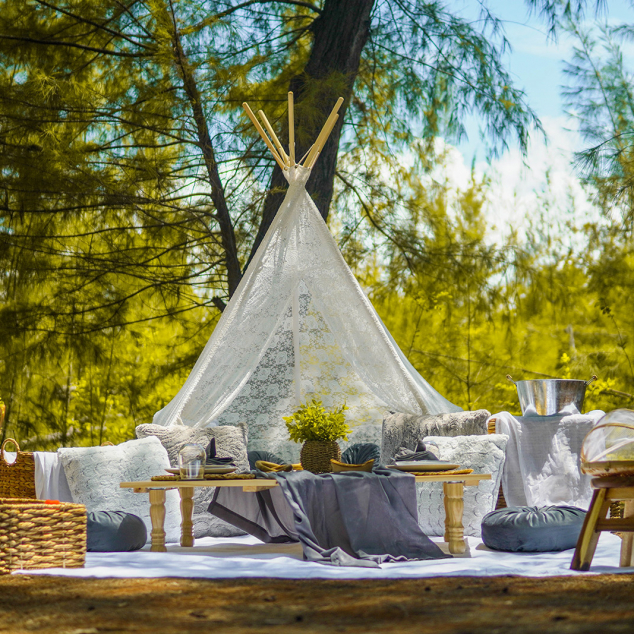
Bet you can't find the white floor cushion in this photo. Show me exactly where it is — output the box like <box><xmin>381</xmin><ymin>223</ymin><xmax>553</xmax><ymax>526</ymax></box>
<box><xmin>58</xmin><ymin>437</ymin><xmax>181</xmax><ymax>543</ymax></box>
<box><xmin>416</xmin><ymin>434</ymin><xmax>508</xmax><ymax>537</ymax></box>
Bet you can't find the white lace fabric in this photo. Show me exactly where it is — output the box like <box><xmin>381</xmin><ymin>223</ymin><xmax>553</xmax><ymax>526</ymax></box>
<box><xmin>153</xmin><ymin>166</ymin><xmax>460</xmax><ymax>461</ymax></box>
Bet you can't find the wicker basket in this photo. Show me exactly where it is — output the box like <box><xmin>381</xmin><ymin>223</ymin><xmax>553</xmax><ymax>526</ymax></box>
<box><xmin>0</xmin><ymin>498</ymin><xmax>86</xmax><ymax>574</ymax></box>
<box><xmin>300</xmin><ymin>441</ymin><xmax>341</xmax><ymax>474</ymax></box>
<box><xmin>0</xmin><ymin>439</ymin><xmax>36</xmax><ymax>499</ymax></box>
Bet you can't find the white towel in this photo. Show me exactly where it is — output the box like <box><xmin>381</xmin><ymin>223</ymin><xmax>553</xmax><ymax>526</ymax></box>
<box><xmin>491</xmin><ymin>411</ymin><xmax>603</xmax><ymax>509</ymax></box>
<box><xmin>34</xmin><ymin>452</ymin><xmax>74</xmax><ymax>502</ymax></box>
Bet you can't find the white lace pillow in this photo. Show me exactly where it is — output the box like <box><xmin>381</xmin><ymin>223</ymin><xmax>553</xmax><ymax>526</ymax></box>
<box><xmin>58</xmin><ymin>437</ymin><xmax>181</xmax><ymax>543</ymax></box>
<box><xmin>416</xmin><ymin>434</ymin><xmax>508</xmax><ymax>537</ymax></box>
<box><xmin>134</xmin><ymin>423</ymin><xmax>249</xmax><ymax>538</ymax></box>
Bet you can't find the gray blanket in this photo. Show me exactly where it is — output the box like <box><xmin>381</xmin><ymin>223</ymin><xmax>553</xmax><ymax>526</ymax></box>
<box><xmin>208</xmin><ymin>468</ymin><xmax>449</xmax><ymax>567</ymax></box>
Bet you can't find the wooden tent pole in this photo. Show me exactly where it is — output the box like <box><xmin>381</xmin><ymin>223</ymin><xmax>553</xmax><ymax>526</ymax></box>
<box><xmin>242</xmin><ymin>102</ymin><xmax>286</xmax><ymax>170</ymax></box>
<box><xmin>298</xmin><ymin>146</ymin><xmax>313</xmax><ymax>165</ymax></box>
<box><xmin>302</xmin><ymin>97</ymin><xmax>344</xmax><ymax>168</ymax></box>
<box><xmin>307</xmin><ymin>114</ymin><xmax>339</xmax><ymax>169</ymax></box>
<box><xmin>258</xmin><ymin>110</ymin><xmax>289</xmax><ymax>166</ymax></box>
<box><xmin>288</xmin><ymin>92</ymin><xmax>295</xmax><ymax>167</ymax></box>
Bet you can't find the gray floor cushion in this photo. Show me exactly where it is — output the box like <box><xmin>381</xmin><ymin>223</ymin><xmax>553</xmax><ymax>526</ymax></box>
<box><xmin>248</xmin><ymin>450</ymin><xmax>288</xmax><ymax>469</ymax></box>
<box><xmin>341</xmin><ymin>443</ymin><xmax>381</xmax><ymax>466</ymax></box>
<box><xmin>481</xmin><ymin>505</ymin><xmax>587</xmax><ymax>552</ymax></box>
<box><xmin>87</xmin><ymin>510</ymin><xmax>147</xmax><ymax>552</ymax></box>
<box><xmin>381</xmin><ymin>409</ymin><xmax>490</xmax><ymax>464</ymax></box>
<box><xmin>416</xmin><ymin>434</ymin><xmax>508</xmax><ymax>537</ymax></box>
<box><xmin>135</xmin><ymin>423</ymin><xmax>249</xmax><ymax>538</ymax></box>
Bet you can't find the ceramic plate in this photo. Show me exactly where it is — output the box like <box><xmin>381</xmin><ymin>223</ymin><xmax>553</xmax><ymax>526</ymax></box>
<box><xmin>390</xmin><ymin>461</ymin><xmax>459</xmax><ymax>472</ymax></box>
<box><xmin>165</xmin><ymin>466</ymin><xmax>237</xmax><ymax>475</ymax></box>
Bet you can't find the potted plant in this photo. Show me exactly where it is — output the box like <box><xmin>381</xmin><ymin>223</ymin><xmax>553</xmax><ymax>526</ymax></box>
<box><xmin>284</xmin><ymin>398</ymin><xmax>350</xmax><ymax>474</ymax></box>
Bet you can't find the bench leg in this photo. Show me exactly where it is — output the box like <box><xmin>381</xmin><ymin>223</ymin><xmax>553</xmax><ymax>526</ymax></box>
<box><xmin>180</xmin><ymin>487</ymin><xmax>195</xmax><ymax>548</ymax></box>
<box><xmin>149</xmin><ymin>489</ymin><xmax>167</xmax><ymax>553</ymax></box>
<box><xmin>619</xmin><ymin>500</ymin><xmax>634</xmax><ymax>567</ymax></box>
<box><xmin>571</xmin><ymin>488</ymin><xmax>609</xmax><ymax>571</ymax></box>
<box><xmin>443</xmin><ymin>481</ymin><xmax>466</xmax><ymax>555</ymax></box>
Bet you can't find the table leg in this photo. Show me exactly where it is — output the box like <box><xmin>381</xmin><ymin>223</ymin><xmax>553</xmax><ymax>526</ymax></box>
<box><xmin>619</xmin><ymin>500</ymin><xmax>634</xmax><ymax>567</ymax></box>
<box><xmin>443</xmin><ymin>481</ymin><xmax>466</xmax><ymax>555</ymax></box>
<box><xmin>149</xmin><ymin>489</ymin><xmax>167</xmax><ymax>553</ymax></box>
<box><xmin>180</xmin><ymin>487</ymin><xmax>195</xmax><ymax>548</ymax></box>
<box><xmin>571</xmin><ymin>488</ymin><xmax>609</xmax><ymax>571</ymax></box>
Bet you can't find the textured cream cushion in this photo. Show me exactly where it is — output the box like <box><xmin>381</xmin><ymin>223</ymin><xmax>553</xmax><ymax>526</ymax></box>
<box><xmin>416</xmin><ymin>434</ymin><xmax>508</xmax><ymax>537</ymax></box>
<box><xmin>381</xmin><ymin>410</ymin><xmax>490</xmax><ymax>465</ymax></box>
<box><xmin>134</xmin><ymin>423</ymin><xmax>249</xmax><ymax>472</ymax></box>
<box><xmin>135</xmin><ymin>423</ymin><xmax>249</xmax><ymax>538</ymax></box>
<box><xmin>58</xmin><ymin>437</ymin><xmax>180</xmax><ymax>543</ymax></box>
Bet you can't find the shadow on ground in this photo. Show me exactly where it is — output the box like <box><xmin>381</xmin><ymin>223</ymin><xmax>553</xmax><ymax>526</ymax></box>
<box><xmin>1</xmin><ymin>574</ymin><xmax>634</xmax><ymax>633</ymax></box>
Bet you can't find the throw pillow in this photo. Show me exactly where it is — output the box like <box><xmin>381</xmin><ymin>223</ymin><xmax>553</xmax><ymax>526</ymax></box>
<box><xmin>415</xmin><ymin>434</ymin><xmax>508</xmax><ymax>537</ymax></box>
<box><xmin>135</xmin><ymin>423</ymin><xmax>249</xmax><ymax>538</ymax></box>
<box><xmin>135</xmin><ymin>423</ymin><xmax>249</xmax><ymax>472</ymax></box>
<box><xmin>381</xmin><ymin>409</ymin><xmax>490</xmax><ymax>465</ymax></box>
<box><xmin>58</xmin><ymin>437</ymin><xmax>180</xmax><ymax>543</ymax></box>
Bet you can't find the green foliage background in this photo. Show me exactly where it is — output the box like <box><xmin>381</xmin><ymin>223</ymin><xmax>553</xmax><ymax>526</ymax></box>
<box><xmin>1</xmin><ymin>1</ymin><xmax>633</xmax><ymax>449</ymax></box>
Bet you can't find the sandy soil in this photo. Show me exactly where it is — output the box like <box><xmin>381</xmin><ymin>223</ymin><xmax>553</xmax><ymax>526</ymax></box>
<box><xmin>1</xmin><ymin>574</ymin><xmax>634</xmax><ymax>634</ymax></box>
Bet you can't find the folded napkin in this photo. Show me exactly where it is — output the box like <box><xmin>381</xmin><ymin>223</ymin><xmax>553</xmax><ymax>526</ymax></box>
<box><xmin>393</xmin><ymin>440</ymin><xmax>439</xmax><ymax>463</ymax></box>
<box><xmin>205</xmin><ymin>438</ymin><xmax>236</xmax><ymax>466</ymax></box>
<box><xmin>255</xmin><ymin>460</ymin><xmax>293</xmax><ymax>473</ymax></box>
<box><xmin>255</xmin><ymin>460</ymin><xmax>303</xmax><ymax>473</ymax></box>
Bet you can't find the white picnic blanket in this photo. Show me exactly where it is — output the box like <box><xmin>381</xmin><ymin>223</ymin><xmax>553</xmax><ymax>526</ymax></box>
<box><xmin>491</xmin><ymin>411</ymin><xmax>604</xmax><ymax>509</ymax></box>
<box><xmin>14</xmin><ymin>533</ymin><xmax>630</xmax><ymax>579</ymax></box>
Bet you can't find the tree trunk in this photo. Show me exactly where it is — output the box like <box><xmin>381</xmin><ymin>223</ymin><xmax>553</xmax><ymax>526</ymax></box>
<box><xmin>246</xmin><ymin>0</ymin><xmax>375</xmax><ymax>268</ymax></box>
<box><xmin>168</xmin><ymin>3</ymin><xmax>242</xmax><ymax>297</ymax></box>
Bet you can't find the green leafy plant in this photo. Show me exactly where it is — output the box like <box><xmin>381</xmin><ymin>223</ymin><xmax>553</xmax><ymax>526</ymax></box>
<box><xmin>283</xmin><ymin>399</ymin><xmax>350</xmax><ymax>443</ymax></box>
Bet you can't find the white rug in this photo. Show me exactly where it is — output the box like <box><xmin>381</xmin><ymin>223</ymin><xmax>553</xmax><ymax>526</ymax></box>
<box><xmin>14</xmin><ymin>533</ymin><xmax>633</xmax><ymax>579</ymax></box>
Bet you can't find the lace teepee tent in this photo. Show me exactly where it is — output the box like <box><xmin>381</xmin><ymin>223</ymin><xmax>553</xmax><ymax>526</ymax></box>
<box><xmin>153</xmin><ymin>94</ymin><xmax>461</xmax><ymax>461</ymax></box>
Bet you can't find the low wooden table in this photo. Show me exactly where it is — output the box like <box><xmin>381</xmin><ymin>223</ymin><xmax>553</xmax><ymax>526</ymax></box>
<box><xmin>121</xmin><ymin>472</ymin><xmax>491</xmax><ymax>555</ymax></box>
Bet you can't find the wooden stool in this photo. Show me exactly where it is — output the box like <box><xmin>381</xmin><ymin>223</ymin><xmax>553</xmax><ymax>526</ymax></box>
<box><xmin>570</xmin><ymin>475</ymin><xmax>634</xmax><ymax>571</ymax></box>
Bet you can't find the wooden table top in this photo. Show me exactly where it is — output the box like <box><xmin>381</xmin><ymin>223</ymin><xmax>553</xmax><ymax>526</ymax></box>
<box><xmin>121</xmin><ymin>472</ymin><xmax>492</xmax><ymax>490</ymax></box>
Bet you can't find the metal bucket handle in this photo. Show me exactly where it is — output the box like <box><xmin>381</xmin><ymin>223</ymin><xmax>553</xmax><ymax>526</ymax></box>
<box><xmin>507</xmin><ymin>374</ymin><xmax>598</xmax><ymax>385</ymax></box>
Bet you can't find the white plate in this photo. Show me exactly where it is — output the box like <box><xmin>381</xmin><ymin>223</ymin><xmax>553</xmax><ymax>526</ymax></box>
<box><xmin>165</xmin><ymin>466</ymin><xmax>237</xmax><ymax>475</ymax></box>
<box><xmin>390</xmin><ymin>461</ymin><xmax>459</xmax><ymax>472</ymax></box>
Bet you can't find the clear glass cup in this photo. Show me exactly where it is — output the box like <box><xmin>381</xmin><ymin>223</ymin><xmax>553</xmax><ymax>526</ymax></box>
<box><xmin>178</xmin><ymin>443</ymin><xmax>206</xmax><ymax>479</ymax></box>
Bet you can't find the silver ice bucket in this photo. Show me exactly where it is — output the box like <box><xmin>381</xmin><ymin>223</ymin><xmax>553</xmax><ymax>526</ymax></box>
<box><xmin>506</xmin><ymin>375</ymin><xmax>597</xmax><ymax>416</ymax></box>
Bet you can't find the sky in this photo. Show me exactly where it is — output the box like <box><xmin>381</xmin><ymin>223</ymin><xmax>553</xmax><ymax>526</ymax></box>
<box><xmin>440</xmin><ymin>0</ymin><xmax>634</xmax><ymax>241</ymax></box>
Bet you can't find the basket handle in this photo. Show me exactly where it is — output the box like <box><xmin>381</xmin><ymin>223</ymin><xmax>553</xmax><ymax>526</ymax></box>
<box><xmin>585</xmin><ymin>375</ymin><xmax>598</xmax><ymax>387</ymax></box>
<box><xmin>1</xmin><ymin>438</ymin><xmax>20</xmax><ymax>464</ymax></box>
<box><xmin>506</xmin><ymin>374</ymin><xmax>516</xmax><ymax>385</ymax></box>
<box><xmin>101</xmin><ymin>441</ymin><xmax>114</xmax><ymax>447</ymax></box>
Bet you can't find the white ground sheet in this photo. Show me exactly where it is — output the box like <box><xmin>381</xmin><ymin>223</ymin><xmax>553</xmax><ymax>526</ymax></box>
<box><xmin>15</xmin><ymin>533</ymin><xmax>632</xmax><ymax>580</ymax></box>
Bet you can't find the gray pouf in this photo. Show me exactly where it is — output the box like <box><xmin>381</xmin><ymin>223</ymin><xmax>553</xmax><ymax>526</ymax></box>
<box><xmin>248</xmin><ymin>450</ymin><xmax>288</xmax><ymax>469</ymax></box>
<box><xmin>481</xmin><ymin>505</ymin><xmax>586</xmax><ymax>552</ymax></box>
<box><xmin>341</xmin><ymin>443</ymin><xmax>381</xmax><ymax>466</ymax></box>
<box><xmin>87</xmin><ymin>511</ymin><xmax>147</xmax><ymax>552</ymax></box>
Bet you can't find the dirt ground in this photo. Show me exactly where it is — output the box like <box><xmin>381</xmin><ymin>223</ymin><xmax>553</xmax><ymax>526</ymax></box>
<box><xmin>0</xmin><ymin>574</ymin><xmax>633</xmax><ymax>634</ymax></box>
